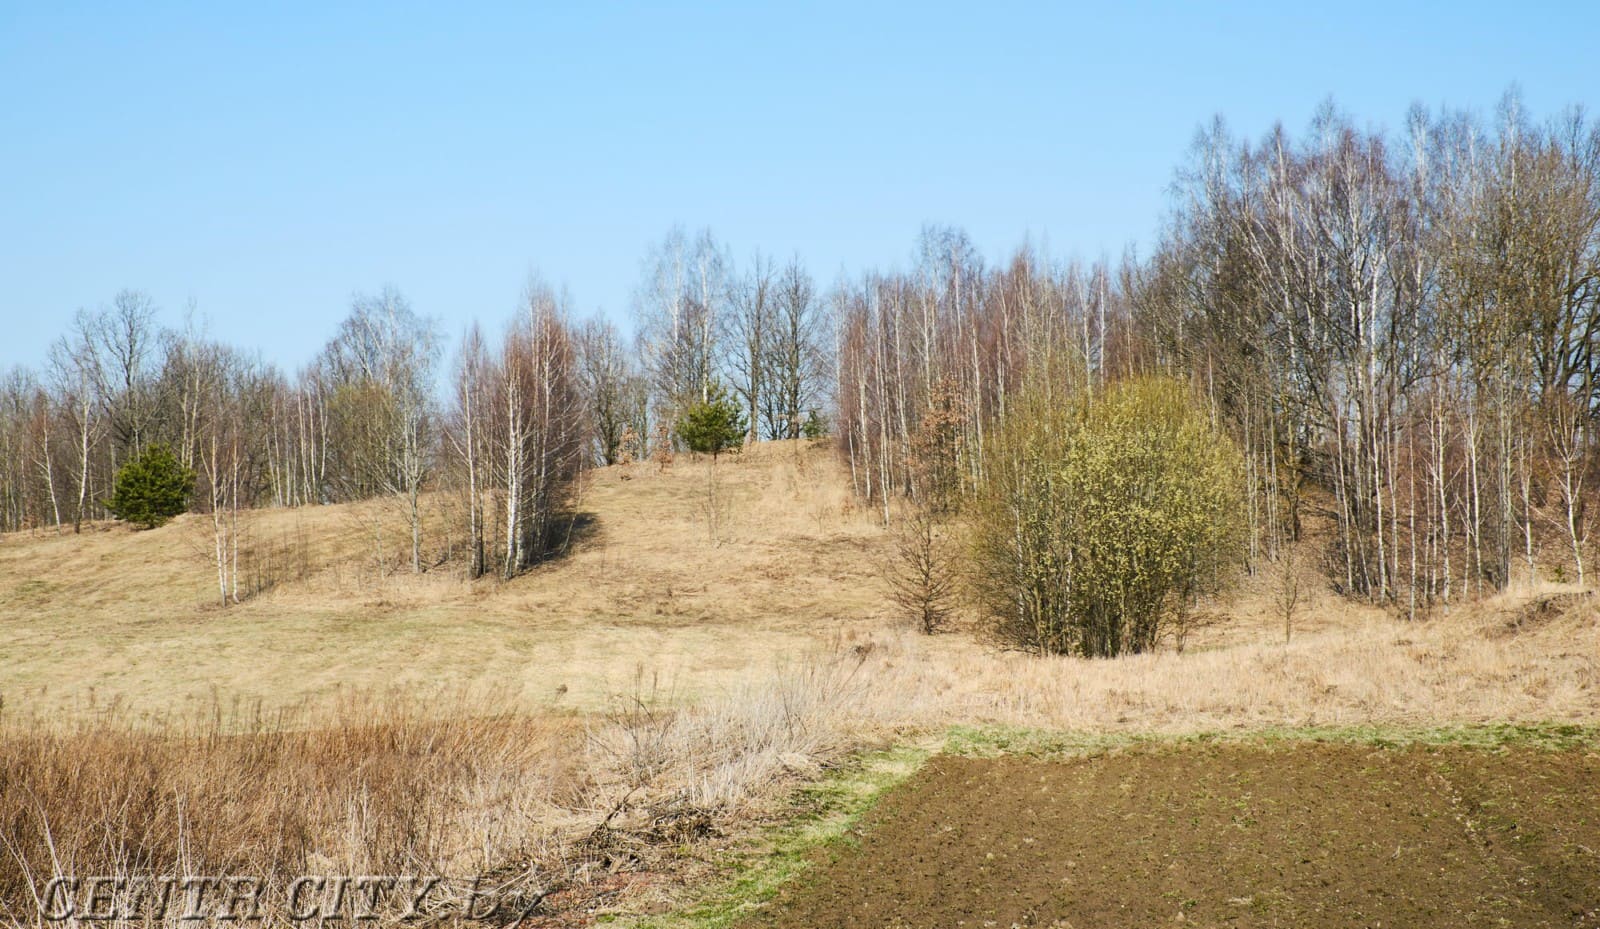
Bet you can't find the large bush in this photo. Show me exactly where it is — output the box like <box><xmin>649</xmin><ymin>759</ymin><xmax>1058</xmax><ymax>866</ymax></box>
<box><xmin>105</xmin><ymin>444</ymin><xmax>195</xmax><ymax>529</ymax></box>
<box><xmin>970</xmin><ymin>377</ymin><xmax>1246</xmax><ymax>657</ymax></box>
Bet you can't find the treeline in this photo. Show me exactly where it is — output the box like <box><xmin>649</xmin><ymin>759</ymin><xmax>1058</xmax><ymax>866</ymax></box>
<box><xmin>841</xmin><ymin>95</ymin><xmax>1600</xmax><ymax>614</ymax></box>
<box><xmin>0</xmin><ymin>231</ymin><xmax>833</xmax><ymax>594</ymax></box>
<box><xmin>6</xmin><ymin>94</ymin><xmax>1598</xmax><ymax>615</ymax></box>
<box><xmin>836</xmin><ymin>226</ymin><xmax>1135</xmax><ymax>523</ymax></box>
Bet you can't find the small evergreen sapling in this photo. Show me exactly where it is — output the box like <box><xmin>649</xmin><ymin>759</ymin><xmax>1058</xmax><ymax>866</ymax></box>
<box><xmin>801</xmin><ymin>409</ymin><xmax>829</xmax><ymax>440</ymax></box>
<box><xmin>675</xmin><ymin>384</ymin><xmax>747</xmax><ymax>460</ymax></box>
<box><xmin>105</xmin><ymin>444</ymin><xmax>195</xmax><ymax>529</ymax></box>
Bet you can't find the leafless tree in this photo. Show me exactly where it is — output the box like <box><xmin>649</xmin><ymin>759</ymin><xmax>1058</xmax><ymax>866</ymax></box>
<box><xmin>48</xmin><ymin>315</ymin><xmax>107</xmax><ymax>533</ymax></box>
<box><xmin>477</xmin><ymin>281</ymin><xmax>586</xmax><ymax>579</ymax></box>
<box><xmin>576</xmin><ymin>318</ymin><xmax>635</xmax><ymax>465</ymax></box>
<box><xmin>887</xmin><ymin>500</ymin><xmax>956</xmax><ymax>634</ymax></box>
<box><xmin>91</xmin><ymin>290</ymin><xmax>161</xmax><ymax>461</ymax></box>
<box><xmin>725</xmin><ymin>252</ymin><xmax>775</xmax><ymax>444</ymax></box>
<box><xmin>764</xmin><ymin>257</ymin><xmax>829</xmax><ymax>439</ymax></box>
<box><xmin>634</xmin><ymin>227</ymin><xmax>726</xmax><ymax>423</ymax></box>
<box><xmin>317</xmin><ymin>287</ymin><xmax>440</xmax><ymax>572</ymax></box>
<box><xmin>449</xmin><ymin>323</ymin><xmax>492</xmax><ymax>578</ymax></box>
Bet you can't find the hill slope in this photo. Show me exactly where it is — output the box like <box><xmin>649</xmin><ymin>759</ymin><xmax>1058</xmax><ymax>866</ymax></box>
<box><xmin>0</xmin><ymin>441</ymin><xmax>894</xmax><ymax>717</ymax></box>
<box><xmin>1</xmin><ymin>438</ymin><xmax>1596</xmax><ymax>733</ymax></box>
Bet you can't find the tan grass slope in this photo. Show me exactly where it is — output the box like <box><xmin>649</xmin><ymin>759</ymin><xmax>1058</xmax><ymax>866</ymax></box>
<box><xmin>2</xmin><ymin>437</ymin><xmax>1597</xmax><ymax>729</ymax></box>
<box><xmin>0</xmin><ymin>441</ymin><xmax>890</xmax><ymax>719</ymax></box>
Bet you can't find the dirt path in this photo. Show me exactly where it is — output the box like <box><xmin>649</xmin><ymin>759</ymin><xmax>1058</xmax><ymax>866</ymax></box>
<box><xmin>745</xmin><ymin>741</ymin><xmax>1600</xmax><ymax>928</ymax></box>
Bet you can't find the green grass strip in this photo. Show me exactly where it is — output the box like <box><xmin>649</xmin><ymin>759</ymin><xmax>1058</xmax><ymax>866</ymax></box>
<box><xmin>942</xmin><ymin>721</ymin><xmax>1600</xmax><ymax>758</ymax></box>
<box><xmin>606</xmin><ymin>743</ymin><xmax>929</xmax><ymax>929</ymax></box>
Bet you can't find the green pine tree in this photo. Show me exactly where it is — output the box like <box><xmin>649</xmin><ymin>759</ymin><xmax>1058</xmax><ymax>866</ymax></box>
<box><xmin>675</xmin><ymin>384</ymin><xmax>747</xmax><ymax>460</ymax></box>
<box><xmin>105</xmin><ymin>444</ymin><xmax>195</xmax><ymax>529</ymax></box>
<box><xmin>801</xmin><ymin>408</ymin><xmax>829</xmax><ymax>440</ymax></box>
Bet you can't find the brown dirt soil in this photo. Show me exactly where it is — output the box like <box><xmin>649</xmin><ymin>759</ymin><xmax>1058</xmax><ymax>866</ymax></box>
<box><xmin>744</xmin><ymin>742</ymin><xmax>1600</xmax><ymax>928</ymax></box>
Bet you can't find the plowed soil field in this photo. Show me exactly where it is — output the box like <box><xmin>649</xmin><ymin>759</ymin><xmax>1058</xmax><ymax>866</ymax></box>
<box><xmin>745</xmin><ymin>741</ymin><xmax>1600</xmax><ymax>928</ymax></box>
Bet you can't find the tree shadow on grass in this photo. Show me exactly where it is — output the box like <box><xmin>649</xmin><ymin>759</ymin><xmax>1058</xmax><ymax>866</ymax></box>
<box><xmin>534</xmin><ymin>510</ymin><xmax>600</xmax><ymax>565</ymax></box>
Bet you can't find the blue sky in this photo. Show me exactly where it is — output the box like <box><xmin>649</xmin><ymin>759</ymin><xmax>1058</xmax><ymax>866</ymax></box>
<box><xmin>2</xmin><ymin>2</ymin><xmax>1596</xmax><ymax>372</ymax></box>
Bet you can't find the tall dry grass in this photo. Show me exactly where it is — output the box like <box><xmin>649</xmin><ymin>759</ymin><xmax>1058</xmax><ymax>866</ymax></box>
<box><xmin>882</xmin><ymin>599</ymin><xmax>1599</xmax><ymax>732</ymax></box>
<box><xmin>0</xmin><ymin>650</ymin><xmax>890</xmax><ymax>927</ymax></box>
<box><xmin>0</xmin><ymin>696</ymin><xmax>578</xmax><ymax>925</ymax></box>
<box><xmin>6</xmin><ymin>593</ymin><xmax>1593</xmax><ymax>926</ymax></box>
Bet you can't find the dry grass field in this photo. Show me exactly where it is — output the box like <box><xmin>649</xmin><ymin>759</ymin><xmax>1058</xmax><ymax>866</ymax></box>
<box><xmin>0</xmin><ymin>440</ymin><xmax>889</xmax><ymax>719</ymax></box>
<box><xmin>4</xmin><ymin>438</ymin><xmax>1594</xmax><ymax>730</ymax></box>
<box><xmin>2</xmin><ymin>439</ymin><xmax>1598</xmax><ymax>926</ymax></box>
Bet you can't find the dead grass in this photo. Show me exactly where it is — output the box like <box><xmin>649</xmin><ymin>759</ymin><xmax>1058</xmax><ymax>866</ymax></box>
<box><xmin>0</xmin><ymin>696</ymin><xmax>574</xmax><ymax>924</ymax></box>
<box><xmin>0</xmin><ymin>441</ymin><xmax>887</xmax><ymax>718</ymax></box>
<box><xmin>0</xmin><ymin>648</ymin><xmax>896</xmax><ymax>927</ymax></box>
<box><xmin>1</xmin><ymin>438</ymin><xmax>1597</xmax><ymax>925</ymax></box>
<box><xmin>866</xmin><ymin>602</ymin><xmax>1598</xmax><ymax>733</ymax></box>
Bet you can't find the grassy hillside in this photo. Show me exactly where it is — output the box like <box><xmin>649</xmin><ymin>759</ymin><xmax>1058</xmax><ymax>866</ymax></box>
<box><xmin>2</xmin><ymin>439</ymin><xmax>1598</xmax><ymax>925</ymax></box>
<box><xmin>0</xmin><ymin>440</ymin><xmax>892</xmax><ymax>718</ymax></box>
<box><xmin>2</xmin><ymin>437</ymin><xmax>1597</xmax><ymax>731</ymax></box>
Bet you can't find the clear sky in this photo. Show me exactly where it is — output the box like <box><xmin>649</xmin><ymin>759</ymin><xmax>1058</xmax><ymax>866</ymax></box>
<box><xmin>3</xmin><ymin>1</ymin><xmax>1596</xmax><ymax>372</ymax></box>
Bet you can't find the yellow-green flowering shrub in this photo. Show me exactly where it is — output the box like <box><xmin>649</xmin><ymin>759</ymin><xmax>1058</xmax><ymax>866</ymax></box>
<box><xmin>970</xmin><ymin>377</ymin><xmax>1246</xmax><ymax>656</ymax></box>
